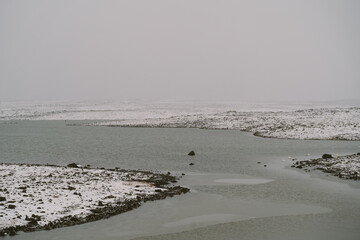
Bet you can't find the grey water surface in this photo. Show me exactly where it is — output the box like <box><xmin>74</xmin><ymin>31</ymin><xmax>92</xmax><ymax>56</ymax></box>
<box><xmin>1</xmin><ymin>121</ymin><xmax>360</xmax><ymax>240</ymax></box>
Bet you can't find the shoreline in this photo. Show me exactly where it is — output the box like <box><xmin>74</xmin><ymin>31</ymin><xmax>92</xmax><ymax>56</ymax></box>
<box><xmin>62</xmin><ymin>106</ymin><xmax>360</xmax><ymax>142</ymax></box>
<box><xmin>1</xmin><ymin>104</ymin><xmax>359</xmax><ymax>141</ymax></box>
<box><xmin>2</xmin><ymin>119</ymin><xmax>360</xmax><ymax>142</ymax></box>
<box><xmin>111</xmin><ymin>125</ymin><xmax>360</xmax><ymax>142</ymax></box>
<box><xmin>291</xmin><ymin>153</ymin><xmax>360</xmax><ymax>180</ymax></box>
<box><xmin>0</xmin><ymin>163</ymin><xmax>189</xmax><ymax>236</ymax></box>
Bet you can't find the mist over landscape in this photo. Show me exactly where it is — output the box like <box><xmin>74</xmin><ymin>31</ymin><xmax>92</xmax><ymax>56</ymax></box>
<box><xmin>1</xmin><ymin>0</ymin><xmax>359</xmax><ymax>102</ymax></box>
<box><xmin>1</xmin><ymin>1</ymin><xmax>360</xmax><ymax>240</ymax></box>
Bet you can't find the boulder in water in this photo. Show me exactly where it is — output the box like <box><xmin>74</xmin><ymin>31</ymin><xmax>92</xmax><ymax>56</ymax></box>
<box><xmin>322</xmin><ymin>154</ymin><xmax>333</xmax><ymax>159</ymax></box>
<box><xmin>188</xmin><ymin>151</ymin><xmax>195</xmax><ymax>156</ymax></box>
<box><xmin>67</xmin><ymin>163</ymin><xmax>79</xmax><ymax>168</ymax></box>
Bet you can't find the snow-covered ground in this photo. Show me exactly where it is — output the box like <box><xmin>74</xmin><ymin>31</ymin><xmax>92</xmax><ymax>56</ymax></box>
<box><xmin>91</xmin><ymin>108</ymin><xmax>360</xmax><ymax>141</ymax></box>
<box><xmin>0</xmin><ymin>163</ymin><xmax>187</xmax><ymax>236</ymax></box>
<box><xmin>1</xmin><ymin>100</ymin><xmax>360</xmax><ymax>140</ymax></box>
<box><xmin>0</xmin><ymin>100</ymin><xmax>240</xmax><ymax>121</ymax></box>
<box><xmin>0</xmin><ymin>100</ymin><xmax>176</xmax><ymax>121</ymax></box>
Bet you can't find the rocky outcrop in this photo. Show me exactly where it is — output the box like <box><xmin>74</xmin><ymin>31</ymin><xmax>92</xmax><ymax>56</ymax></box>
<box><xmin>291</xmin><ymin>153</ymin><xmax>360</xmax><ymax>180</ymax></box>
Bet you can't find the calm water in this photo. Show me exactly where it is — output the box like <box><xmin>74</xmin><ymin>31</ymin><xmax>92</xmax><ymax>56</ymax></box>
<box><xmin>1</xmin><ymin>121</ymin><xmax>360</xmax><ymax>240</ymax></box>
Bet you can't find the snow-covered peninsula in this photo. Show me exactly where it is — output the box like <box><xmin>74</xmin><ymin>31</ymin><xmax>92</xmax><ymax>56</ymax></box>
<box><xmin>292</xmin><ymin>153</ymin><xmax>360</xmax><ymax>180</ymax></box>
<box><xmin>0</xmin><ymin>163</ymin><xmax>188</xmax><ymax>236</ymax></box>
<box><xmin>93</xmin><ymin>108</ymin><xmax>360</xmax><ymax>141</ymax></box>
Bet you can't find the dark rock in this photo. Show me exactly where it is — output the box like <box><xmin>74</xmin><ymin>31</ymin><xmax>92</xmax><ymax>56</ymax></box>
<box><xmin>104</xmin><ymin>195</ymin><xmax>115</xmax><ymax>199</ymax></box>
<box><xmin>8</xmin><ymin>204</ymin><xmax>16</xmax><ymax>209</ymax></box>
<box><xmin>8</xmin><ymin>228</ymin><xmax>16</xmax><ymax>236</ymax></box>
<box><xmin>264</xmin><ymin>165</ymin><xmax>267</xmax><ymax>167</ymax></box>
<box><xmin>25</xmin><ymin>214</ymin><xmax>41</xmax><ymax>225</ymax></box>
<box><xmin>357</xmin><ymin>152</ymin><xmax>360</xmax><ymax>156</ymax></box>
<box><xmin>98</xmin><ymin>201</ymin><xmax>104</xmax><ymax>206</ymax></box>
<box><xmin>189</xmin><ymin>163</ymin><xmax>194</xmax><ymax>166</ymax></box>
<box><xmin>67</xmin><ymin>163</ymin><xmax>79</xmax><ymax>168</ymax></box>
<box><xmin>253</xmin><ymin>131</ymin><xmax>262</xmax><ymax>137</ymax></box>
<box><xmin>188</xmin><ymin>151</ymin><xmax>195</xmax><ymax>156</ymax></box>
<box><xmin>322</xmin><ymin>154</ymin><xmax>333</xmax><ymax>159</ymax></box>
<box><xmin>0</xmin><ymin>197</ymin><xmax>5</xmax><ymax>202</ymax></box>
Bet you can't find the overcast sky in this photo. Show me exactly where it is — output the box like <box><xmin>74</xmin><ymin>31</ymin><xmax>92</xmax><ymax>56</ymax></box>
<box><xmin>0</xmin><ymin>0</ymin><xmax>359</xmax><ymax>102</ymax></box>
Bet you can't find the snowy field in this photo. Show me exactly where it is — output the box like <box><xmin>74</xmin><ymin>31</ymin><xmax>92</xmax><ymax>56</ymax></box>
<box><xmin>0</xmin><ymin>163</ymin><xmax>187</xmax><ymax>236</ymax></box>
<box><xmin>97</xmin><ymin>108</ymin><xmax>360</xmax><ymax>141</ymax></box>
<box><xmin>1</xmin><ymin>100</ymin><xmax>360</xmax><ymax>141</ymax></box>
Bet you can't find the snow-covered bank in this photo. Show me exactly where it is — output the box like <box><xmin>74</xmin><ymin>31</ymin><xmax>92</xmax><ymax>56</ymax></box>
<box><xmin>0</xmin><ymin>163</ymin><xmax>188</xmax><ymax>236</ymax></box>
<box><xmin>88</xmin><ymin>108</ymin><xmax>360</xmax><ymax>141</ymax></box>
<box><xmin>292</xmin><ymin>153</ymin><xmax>360</xmax><ymax>180</ymax></box>
<box><xmin>1</xmin><ymin>100</ymin><xmax>360</xmax><ymax>140</ymax></box>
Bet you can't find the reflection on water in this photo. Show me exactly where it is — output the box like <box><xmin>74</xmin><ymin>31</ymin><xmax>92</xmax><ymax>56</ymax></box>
<box><xmin>1</xmin><ymin>121</ymin><xmax>360</xmax><ymax>240</ymax></box>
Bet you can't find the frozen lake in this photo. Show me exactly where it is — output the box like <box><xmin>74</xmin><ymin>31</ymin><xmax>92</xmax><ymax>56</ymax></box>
<box><xmin>1</xmin><ymin>121</ymin><xmax>360</xmax><ymax>240</ymax></box>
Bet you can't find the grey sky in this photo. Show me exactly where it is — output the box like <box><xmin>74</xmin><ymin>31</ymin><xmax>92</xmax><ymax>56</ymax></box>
<box><xmin>0</xmin><ymin>0</ymin><xmax>359</xmax><ymax>102</ymax></box>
